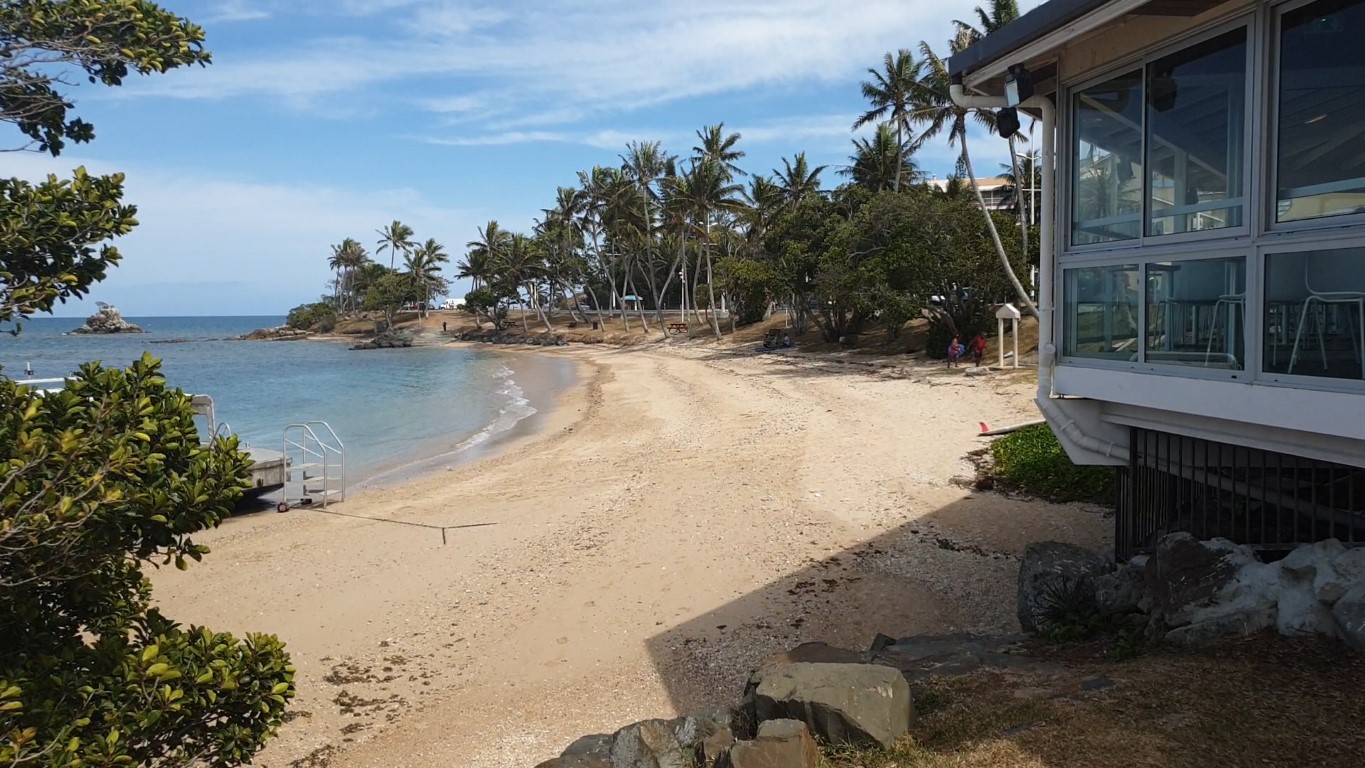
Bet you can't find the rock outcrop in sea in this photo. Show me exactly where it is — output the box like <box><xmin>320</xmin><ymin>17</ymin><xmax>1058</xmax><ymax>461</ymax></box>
<box><xmin>241</xmin><ymin>325</ymin><xmax>312</xmax><ymax>341</ymax></box>
<box><xmin>71</xmin><ymin>303</ymin><xmax>143</xmax><ymax>334</ymax></box>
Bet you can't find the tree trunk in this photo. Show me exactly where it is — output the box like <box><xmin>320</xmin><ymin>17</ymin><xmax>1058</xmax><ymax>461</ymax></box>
<box><xmin>628</xmin><ymin>273</ymin><xmax>651</xmax><ymax>331</ymax></box>
<box><xmin>1009</xmin><ymin>134</ymin><xmax>1031</xmax><ymax>290</ymax></box>
<box><xmin>962</xmin><ymin>131</ymin><xmax>1039</xmax><ymax>317</ymax></box>
<box><xmin>704</xmin><ymin>244</ymin><xmax>722</xmax><ymax>340</ymax></box>
<box><xmin>894</xmin><ymin>119</ymin><xmax>904</xmax><ymax>193</ymax></box>
<box><xmin>691</xmin><ymin>245</ymin><xmax>705</xmax><ymax>326</ymax></box>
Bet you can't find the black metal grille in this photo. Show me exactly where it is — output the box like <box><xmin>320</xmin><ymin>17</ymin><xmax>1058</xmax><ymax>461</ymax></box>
<box><xmin>1115</xmin><ymin>428</ymin><xmax>1365</xmax><ymax>560</ymax></box>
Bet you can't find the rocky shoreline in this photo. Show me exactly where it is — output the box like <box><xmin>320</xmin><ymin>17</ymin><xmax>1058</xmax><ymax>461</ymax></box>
<box><xmin>240</xmin><ymin>325</ymin><xmax>313</xmax><ymax>341</ymax></box>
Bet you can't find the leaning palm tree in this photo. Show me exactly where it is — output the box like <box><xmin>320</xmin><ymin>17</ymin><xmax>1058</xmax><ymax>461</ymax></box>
<box><xmin>375</xmin><ymin>220</ymin><xmax>415</xmax><ymax>270</ymax></box>
<box><xmin>853</xmin><ymin>49</ymin><xmax>923</xmax><ymax>192</ymax></box>
<box><xmin>328</xmin><ymin>237</ymin><xmax>369</xmax><ymax>313</ymax></box>
<box><xmin>911</xmin><ymin>34</ymin><xmax>1037</xmax><ymax>316</ymax></box>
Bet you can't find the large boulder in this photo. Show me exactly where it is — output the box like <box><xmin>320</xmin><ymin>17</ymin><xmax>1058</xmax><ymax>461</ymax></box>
<box><xmin>1017</xmin><ymin>542</ymin><xmax>1110</xmax><ymax>634</ymax></box>
<box><xmin>1313</xmin><ymin>544</ymin><xmax>1365</xmax><ymax>605</ymax></box>
<box><xmin>1144</xmin><ymin>533</ymin><xmax>1277</xmax><ymax>645</ymax></box>
<box><xmin>608</xmin><ymin>720</ymin><xmax>688</xmax><ymax>768</ymax></box>
<box><xmin>1277</xmin><ymin>541</ymin><xmax>1345</xmax><ymax>638</ymax></box>
<box><xmin>241</xmin><ymin>325</ymin><xmax>312</xmax><ymax>341</ymax></box>
<box><xmin>746</xmin><ymin>663</ymin><xmax>910</xmax><ymax>749</ymax></box>
<box><xmin>674</xmin><ymin>708</ymin><xmax>738</xmax><ymax>766</ymax></box>
<box><xmin>1331</xmin><ymin>583</ymin><xmax>1365</xmax><ymax>652</ymax></box>
<box><xmin>71</xmin><ymin>304</ymin><xmax>143</xmax><ymax>334</ymax></box>
<box><xmin>1094</xmin><ymin>557</ymin><xmax>1146</xmax><ymax>617</ymax></box>
<box><xmin>727</xmin><ymin>719</ymin><xmax>818</xmax><ymax>768</ymax></box>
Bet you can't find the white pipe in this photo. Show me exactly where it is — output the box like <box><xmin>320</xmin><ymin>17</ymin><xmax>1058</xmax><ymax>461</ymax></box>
<box><xmin>950</xmin><ymin>83</ymin><xmax>1129</xmax><ymax>462</ymax></box>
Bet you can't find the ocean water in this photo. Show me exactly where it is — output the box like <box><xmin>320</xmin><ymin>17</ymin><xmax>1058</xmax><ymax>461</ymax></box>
<box><xmin>0</xmin><ymin>316</ymin><xmax>562</xmax><ymax>487</ymax></box>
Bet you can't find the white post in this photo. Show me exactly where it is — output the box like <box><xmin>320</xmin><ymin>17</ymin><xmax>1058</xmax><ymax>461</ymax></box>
<box><xmin>998</xmin><ymin>318</ymin><xmax>1006</xmax><ymax>368</ymax></box>
<box><xmin>1012</xmin><ymin>318</ymin><xmax>1020</xmax><ymax>369</ymax></box>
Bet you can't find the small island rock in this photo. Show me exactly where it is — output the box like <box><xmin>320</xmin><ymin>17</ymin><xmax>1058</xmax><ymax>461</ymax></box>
<box><xmin>71</xmin><ymin>303</ymin><xmax>143</xmax><ymax>334</ymax></box>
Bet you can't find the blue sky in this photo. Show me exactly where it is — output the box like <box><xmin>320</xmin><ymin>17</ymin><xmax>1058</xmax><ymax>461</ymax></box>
<box><xmin>12</xmin><ymin>0</ymin><xmax>1035</xmax><ymax>317</ymax></box>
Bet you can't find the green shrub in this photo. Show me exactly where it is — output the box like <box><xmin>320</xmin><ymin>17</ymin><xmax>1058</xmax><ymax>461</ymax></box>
<box><xmin>286</xmin><ymin>302</ymin><xmax>335</xmax><ymax>332</ymax></box>
<box><xmin>990</xmin><ymin>423</ymin><xmax>1114</xmax><ymax>504</ymax></box>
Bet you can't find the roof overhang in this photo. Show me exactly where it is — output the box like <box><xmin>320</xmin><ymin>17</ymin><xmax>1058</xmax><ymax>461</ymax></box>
<box><xmin>948</xmin><ymin>0</ymin><xmax>1226</xmax><ymax>90</ymax></box>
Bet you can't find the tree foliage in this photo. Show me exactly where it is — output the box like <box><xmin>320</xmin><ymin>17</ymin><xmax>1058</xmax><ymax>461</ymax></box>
<box><xmin>2</xmin><ymin>4</ymin><xmax>295</xmax><ymax>766</ymax></box>
<box><xmin>0</xmin><ymin>356</ymin><xmax>295</xmax><ymax>767</ymax></box>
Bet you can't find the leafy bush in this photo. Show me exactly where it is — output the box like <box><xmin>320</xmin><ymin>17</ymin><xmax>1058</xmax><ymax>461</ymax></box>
<box><xmin>990</xmin><ymin>423</ymin><xmax>1114</xmax><ymax>504</ymax></box>
<box><xmin>286</xmin><ymin>301</ymin><xmax>335</xmax><ymax>332</ymax></box>
<box><xmin>0</xmin><ymin>355</ymin><xmax>294</xmax><ymax>766</ymax></box>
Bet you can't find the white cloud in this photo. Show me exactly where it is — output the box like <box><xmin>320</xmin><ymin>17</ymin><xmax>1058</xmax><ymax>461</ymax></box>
<box><xmin>132</xmin><ymin>0</ymin><xmax>1013</xmax><ymax>121</ymax></box>
<box><xmin>204</xmin><ymin>1</ymin><xmax>271</xmax><ymax>23</ymax></box>
<box><xmin>5</xmin><ymin>153</ymin><xmax>491</xmax><ymax>316</ymax></box>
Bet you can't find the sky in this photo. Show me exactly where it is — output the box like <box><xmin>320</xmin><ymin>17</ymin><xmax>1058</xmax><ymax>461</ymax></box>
<box><xmin>11</xmin><ymin>0</ymin><xmax>1038</xmax><ymax>317</ymax></box>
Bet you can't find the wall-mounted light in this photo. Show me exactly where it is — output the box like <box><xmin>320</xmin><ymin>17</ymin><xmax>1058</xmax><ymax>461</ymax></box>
<box><xmin>1004</xmin><ymin>64</ymin><xmax>1034</xmax><ymax>107</ymax></box>
<box><xmin>996</xmin><ymin>107</ymin><xmax>1021</xmax><ymax>138</ymax></box>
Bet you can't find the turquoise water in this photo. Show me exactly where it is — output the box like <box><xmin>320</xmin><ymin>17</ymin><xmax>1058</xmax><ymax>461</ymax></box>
<box><xmin>0</xmin><ymin>316</ymin><xmax>557</xmax><ymax>486</ymax></box>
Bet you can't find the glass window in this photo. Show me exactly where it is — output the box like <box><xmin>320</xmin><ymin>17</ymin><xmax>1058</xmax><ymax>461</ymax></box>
<box><xmin>1073</xmin><ymin>71</ymin><xmax>1144</xmax><ymax>245</ymax></box>
<box><xmin>1277</xmin><ymin>0</ymin><xmax>1365</xmax><ymax>223</ymax></box>
<box><xmin>1064</xmin><ymin>264</ymin><xmax>1141</xmax><ymax>359</ymax></box>
<box><xmin>1145</xmin><ymin>257</ymin><xmax>1246</xmax><ymax>369</ymax></box>
<box><xmin>1147</xmin><ymin>29</ymin><xmax>1247</xmax><ymax>236</ymax></box>
<box><xmin>1264</xmin><ymin>248</ymin><xmax>1365</xmax><ymax>380</ymax></box>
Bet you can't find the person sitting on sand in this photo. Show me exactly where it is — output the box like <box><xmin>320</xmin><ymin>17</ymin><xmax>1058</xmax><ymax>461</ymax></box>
<box><xmin>969</xmin><ymin>333</ymin><xmax>987</xmax><ymax>366</ymax></box>
<box><xmin>947</xmin><ymin>336</ymin><xmax>965</xmax><ymax>368</ymax></box>
<box><xmin>781</xmin><ymin>333</ymin><xmax>793</xmax><ymax>348</ymax></box>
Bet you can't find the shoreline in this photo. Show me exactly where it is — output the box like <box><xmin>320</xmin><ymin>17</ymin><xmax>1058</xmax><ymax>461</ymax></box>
<box><xmin>346</xmin><ymin>346</ymin><xmax>585</xmax><ymax>492</ymax></box>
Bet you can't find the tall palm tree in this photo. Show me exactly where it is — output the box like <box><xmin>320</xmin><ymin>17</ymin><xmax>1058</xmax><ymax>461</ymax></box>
<box><xmin>463</xmin><ymin>220</ymin><xmax>511</xmax><ymax>290</ymax></box>
<box><xmin>853</xmin><ymin>49</ymin><xmax>923</xmax><ymax>192</ymax></box>
<box><xmin>621</xmin><ymin>140</ymin><xmax>677</xmax><ymax>332</ymax></box>
<box><xmin>774</xmin><ymin>152</ymin><xmax>827</xmax><ymax>206</ymax></box>
<box><xmin>684</xmin><ymin>158</ymin><xmax>742</xmax><ymax>340</ymax></box>
<box><xmin>405</xmin><ymin>238</ymin><xmax>449</xmax><ymax>318</ymax></box>
<box><xmin>375</xmin><ymin>219</ymin><xmax>415</xmax><ymax>270</ymax></box>
<box><xmin>328</xmin><ymin>237</ymin><xmax>369</xmax><ymax>313</ymax></box>
<box><xmin>841</xmin><ymin>123</ymin><xmax>918</xmax><ymax>192</ymax></box>
<box><xmin>911</xmin><ymin>34</ymin><xmax>1037</xmax><ymax>316</ymax></box>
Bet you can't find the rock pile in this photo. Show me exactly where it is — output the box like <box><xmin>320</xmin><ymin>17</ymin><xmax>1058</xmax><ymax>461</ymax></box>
<box><xmin>1018</xmin><ymin>533</ymin><xmax>1365</xmax><ymax>650</ymax></box>
<box><xmin>71</xmin><ymin>304</ymin><xmax>143</xmax><ymax>334</ymax></box>
<box><xmin>240</xmin><ymin>326</ymin><xmax>312</xmax><ymax>341</ymax></box>
<box><xmin>350</xmin><ymin>331</ymin><xmax>413</xmax><ymax>350</ymax></box>
<box><xmin>535</xmin><ymin>661</ymin><xmax>911</xmax><ymax>768</ymax></box>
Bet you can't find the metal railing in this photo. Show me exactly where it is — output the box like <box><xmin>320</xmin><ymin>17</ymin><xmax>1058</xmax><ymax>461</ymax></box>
<box><xmin>1116</xmin><ymin>427</ymin><xmax>1365</xmax><ymax>559</ymax></box>
<box><xmin>282</xmin><ymin>422</ymin><xmax>346</xmax><ymax>507</ymax></box>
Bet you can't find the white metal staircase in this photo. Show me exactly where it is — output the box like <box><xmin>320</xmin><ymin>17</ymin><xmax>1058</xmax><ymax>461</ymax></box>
<box><xmin>282</xmin><ymin>422</ymin><xmax>346</xmax><ymax>509</ymax></box>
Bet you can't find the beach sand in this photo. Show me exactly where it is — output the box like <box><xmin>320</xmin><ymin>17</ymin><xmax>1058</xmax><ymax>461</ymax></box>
<box><xmin>148</xmin><ymin>344</ymin><xmax>1110</xmax><ymax>767</ymax></box>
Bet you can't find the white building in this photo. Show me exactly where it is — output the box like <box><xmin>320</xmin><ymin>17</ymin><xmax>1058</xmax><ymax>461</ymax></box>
<box><xmin>950</xmin><ymin>0</ymin><xmax>1365</xmax><ymax>557</ymax></box>
<box><xmin>925</xmin><ymin>176</ymin><xmax>1018</xmax><ymax>211</ymax></box>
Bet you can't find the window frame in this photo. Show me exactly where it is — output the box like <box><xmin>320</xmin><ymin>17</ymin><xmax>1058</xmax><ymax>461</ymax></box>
<box><xmin>1062</xmin><ymin>14</ymin><xmax>1257</xmax><ymax>256</ymax></box>
<box><xmin>1265</xmin><ymin>0</ymin><xmax>1365</xmax><ymax>234</ymax></box>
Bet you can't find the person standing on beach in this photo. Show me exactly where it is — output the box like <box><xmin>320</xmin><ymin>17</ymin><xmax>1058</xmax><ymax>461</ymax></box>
<box><xmin>969</xmin><ymin>333</ymin><xmax>987</xmax><ymax>367</ymax></box>
<box><xmin>947</xmin><ymin>336</ymin><xmax>964</xmax><ymax>368</ymax></box>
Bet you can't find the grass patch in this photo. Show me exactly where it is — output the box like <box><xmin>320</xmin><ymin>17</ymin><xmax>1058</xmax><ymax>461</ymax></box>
<box><xmin>820</xmin><ymin>634</ymin><xmax>1365</xmax><ymax>768</ymax></box>
<box><xmin>988</xmin><ymin>424</ymin><xmax>1114</xmax><ymax>505</ymax></box>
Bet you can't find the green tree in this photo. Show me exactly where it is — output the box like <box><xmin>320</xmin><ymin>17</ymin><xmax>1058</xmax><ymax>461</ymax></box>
<box><xmin>841</xmin><ymin>123</ymin><xmax>917</xmax><ymax>192</ymax></box>
<box><xmin>404</xmin><ymin>238</ymin><xmax>449</xmax><ymax>318</ymax></box>
<box><xmin>1</xmin><ymin>4</ymin><xmax>294</xmax><ymax>766</ymax></box>
<box><xmin>362</xmin><ymin>270</ymin><xmax>419</xmax><ymax>330</ymax></box>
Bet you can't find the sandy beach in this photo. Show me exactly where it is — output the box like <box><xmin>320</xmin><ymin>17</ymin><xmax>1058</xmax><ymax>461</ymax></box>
<box><xmin>149</xmin><ymin>343</ymin><xmax>1109</xmax><ymax>767</ymax></box>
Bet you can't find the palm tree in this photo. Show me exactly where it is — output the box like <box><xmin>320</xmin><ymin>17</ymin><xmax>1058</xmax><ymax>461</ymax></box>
<box><xmin>684</xmin><ymin>158</ymin><xmax>742</xmax><ymax>340</ymax></box>
<box><xmin>621</xmin><ymin>140</ymin><xmax>677</xmax><ymax>333</ymax></box>
<box><xmin>376</xmin><ymin>219</ymin><xmax>415</xmax><ymax>270</ymax></box>
<box><xmin>853</xmin><ymin>49</ymin><xmax>923</xmax><ymax>192</ymax></box>
<box><xmin>841</xmin><ymin>123</ymin><xmax>917</xmax><ymax>192</ymax></box>
<box><xmin>774</xmin><ymin>152</ymin><xmax>826</xmax><ymax>206</ymax></box>
<box><xmin>405</xmin><ymin>238</ymin><xmax>449</xmax><ymax>318</ymax></box>
<box><xmin>328</xmin><ymin>237</ymin><xmax>369</xmax><ymax>313</ymax></box>
<box><xmin>911</xmin><ymin>34</ymin><xmax>1037</xmax><ymax>316</ymax></box>
<box><xmin>692</xmin><ymin>124</ymin><xmax>746</xmax><ymax>181</ymax></box>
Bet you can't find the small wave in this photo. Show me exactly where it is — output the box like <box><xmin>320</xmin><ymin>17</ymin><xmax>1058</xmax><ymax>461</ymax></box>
<box><xmin>353</xmin><ymin>364</ymin><xmax>539</xmax><ymax>487</ymax></box>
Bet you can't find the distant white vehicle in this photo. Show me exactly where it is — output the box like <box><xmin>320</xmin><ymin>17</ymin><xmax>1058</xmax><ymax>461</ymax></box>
<box><xmin>441</xmin><ymin>298</ymin><xmax>465</xmax><ymax>310</ymax></box>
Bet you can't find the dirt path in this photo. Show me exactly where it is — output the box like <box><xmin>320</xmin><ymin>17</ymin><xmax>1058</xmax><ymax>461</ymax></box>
<box><xmin>149</xmin><ymin>345</ymin><xmax>1108</xmax><ymax>767</ymax></box>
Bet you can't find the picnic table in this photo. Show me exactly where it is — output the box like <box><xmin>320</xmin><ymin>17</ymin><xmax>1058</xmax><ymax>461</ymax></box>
<box><xmin>668</xmin><ymin>322</ymin><xmax>689</xmax><ymax>335</ymax></box>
